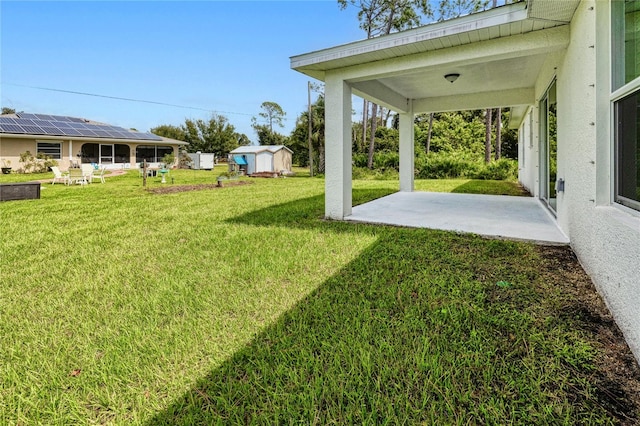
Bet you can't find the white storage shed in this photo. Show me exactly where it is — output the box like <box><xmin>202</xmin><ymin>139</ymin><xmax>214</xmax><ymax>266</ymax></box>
<box><xmin>229</xmin><ymin>145</ymin><xmax>293</xmax><ymax>175</ymax></box>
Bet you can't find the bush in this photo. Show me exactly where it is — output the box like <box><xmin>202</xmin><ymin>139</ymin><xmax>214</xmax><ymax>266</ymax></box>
<box><xmin>415</xmin><ymin>153</ymin><xmax>479</xmax><ymax>179</ymax></box>
<box><xmin>18</xmin><ymin>151</ymin><xmax>58</xmax><ymax>173</ymax></box>
<box><xmin>372</xmin><ymin>151</ymin><xmax>399</xmax><ymax>171</ymax></box>
<box><xmin>472</xmin><ymin>159</ymin><xmax>518</xmax><ymax>181</ymax></box>
<box><xmin>352</xmin><ymin>166</ymin><xmax>398</xmax><ymax>180</ymax></box>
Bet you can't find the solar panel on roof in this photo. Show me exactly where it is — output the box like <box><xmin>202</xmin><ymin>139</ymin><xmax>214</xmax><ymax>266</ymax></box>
<box><xmin>67</xmin><ymin>117</ymin><xmax>86</xmax><ymax>123</ymax></box>
<box><xmin>61</xmin><ymin>128</ymin><xmax>83</xmax><ymax>136</ymax></box>
<box><xmin>0</xmin><ymin>124</ymin><xmax>25</xmax><ymax>133</ymax></box>
<box><xmin>14</xmin><ymin>118</ymin><xmax>36</xmax><ymax>126</ymax></box>
<box><xmin>48</xmin><ymin>115</ymin><xmax>72</xmax><ymax>122</ymax></box>
<box><xmin>67</xmin><ymin>122</ymin><xmax>88</xmax><ymax>129</ymax></box>
<box><xmin>16</xmin><ymin>113</ymin><xmax>39</xmax><ymax>120</ymax></box>
<box><xmin>32</xmin><ymin>119</ymin><xmax>54</xmax><ymax>127</ymax></box>
<box><xmin>85</xmin><ymin>130</ymin><xmax>102</xmax><ymax>137</ymax></box>
<box><xmin>41</xmin><ymin>127</ymin><xmax>65</xmax><ymax>135</ymax></box>
<box><xmin>20</xmin><ymin>125</ymin><xmax>45</xmax><ymax>134</ymax></box>
<box><xmin>54</xmin><ymin>121</ymin><xmax>72</xmax><ymax>128</ymax></box>
<box><xmin>35</xmin><ymin>114</ymin><xmax>55</xmax><ymax>121</ymax></box>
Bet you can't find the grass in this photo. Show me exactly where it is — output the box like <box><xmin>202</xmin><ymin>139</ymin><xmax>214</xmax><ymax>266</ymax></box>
<box><xmin>0</xmin><ymin>167</ymin><xmax>637</xmax><ymax>424</ymax></box>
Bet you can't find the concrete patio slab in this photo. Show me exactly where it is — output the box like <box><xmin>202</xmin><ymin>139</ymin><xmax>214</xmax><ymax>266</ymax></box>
<box><xmin>345</xmin><ymin>191</ymin><xmax>569</xmax><ymax>245</ymax></box>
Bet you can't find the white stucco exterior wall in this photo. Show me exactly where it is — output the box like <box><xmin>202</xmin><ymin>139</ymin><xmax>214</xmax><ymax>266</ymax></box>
<box><xmin>520</xmin><ymin>0</ymin><xmax>640</xmax><ymax>362</ymax></box>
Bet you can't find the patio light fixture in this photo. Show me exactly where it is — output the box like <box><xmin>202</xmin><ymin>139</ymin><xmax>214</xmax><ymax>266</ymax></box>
<box><xmin>444</xmin><ymin>73</ymin><xmax>460</xmax><ymax>83</ymax></box>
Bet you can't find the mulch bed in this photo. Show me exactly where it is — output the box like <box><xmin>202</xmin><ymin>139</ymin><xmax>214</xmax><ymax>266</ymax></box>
<box><xmin>536</xmin><ymin>245</ymin><xmax>640</xmax><ymax>424</ymax></box>
<box><xmin>147</xmin><ymin>180</ymin><xmax>252</xmax><ymax>194</ymax></box>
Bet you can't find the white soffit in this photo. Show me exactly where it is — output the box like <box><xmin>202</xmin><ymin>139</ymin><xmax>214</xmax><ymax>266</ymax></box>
<box><xmin>527</xmin><ymin>0</ymin><xmax>581</xmax><ymax>23</ymax></box>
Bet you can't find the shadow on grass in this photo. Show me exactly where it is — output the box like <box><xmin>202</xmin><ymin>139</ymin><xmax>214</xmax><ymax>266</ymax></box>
<box><xmin>147</xmin><ymin>188</ymin><xmax>635</xmax><ymax>424</ymax></box>
<box><xmin>225</xmin><ymin>187</ymin><xmax>396</xmax><ymax>230</ymax></box>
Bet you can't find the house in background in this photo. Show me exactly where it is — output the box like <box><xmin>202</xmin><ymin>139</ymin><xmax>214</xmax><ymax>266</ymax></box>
<box><xmin>291</xmin><ymin>0</ymin><xmax>640</xmax><ymax>363</ymax></box>
<box><xmin>0</xmin><ymin>112</ymin><xmax>187</xmax><ymax>170</ymax></box>
<box><xmin>228</xmin><ymin>145</ymin><xmax>293</xmax><ymax>175</ymax></box>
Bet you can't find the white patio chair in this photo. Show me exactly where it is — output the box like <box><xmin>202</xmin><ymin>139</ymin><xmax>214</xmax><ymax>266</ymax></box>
<box><xmin>91</xmin><ymin>167</ymin><xmax>107</xmax><ymax>184</ymax></box>
<box><xmin>51</xmin><ymin>166</ymin><xmax>69</xmax><ymax>185</ymax></box>
<box><xmin>81</xmin><ymin>164</ymin><xmax>95</xmax><ymax>184</ymax></box>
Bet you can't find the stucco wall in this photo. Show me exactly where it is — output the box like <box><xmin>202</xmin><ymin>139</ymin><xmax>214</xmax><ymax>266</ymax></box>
<box><xmin>0</xmin><ymin>137</ymin><xmax>73</xmax><ymax>170</ymax></box>
<box><xmin>546</xmin><ymin>0</ymin><xmax>640</xmax><ymax>362</ymax></box>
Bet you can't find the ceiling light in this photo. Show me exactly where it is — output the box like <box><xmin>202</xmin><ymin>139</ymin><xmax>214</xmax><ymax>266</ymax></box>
<box><xmin>444</xmin><ymin>73</ymin><xmax>460</xmax><ymax>83</ymax></box>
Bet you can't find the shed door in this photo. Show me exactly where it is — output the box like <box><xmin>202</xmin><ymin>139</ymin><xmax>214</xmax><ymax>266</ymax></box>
<box><xmin>245</xmin><ymin>154</ymin><xmax>256</xmax><ymax>175</ymax></box>
<box><xmin>256</xmin><ymin>152</ymin><xmax>273</xmax><ymax>172</ymax></box>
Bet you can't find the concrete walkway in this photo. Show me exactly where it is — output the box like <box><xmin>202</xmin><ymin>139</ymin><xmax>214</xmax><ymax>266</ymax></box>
<box><xmin>345</xmin><ymin>191</ymin><xmax>569</xmax><ymax>245</ymax></box>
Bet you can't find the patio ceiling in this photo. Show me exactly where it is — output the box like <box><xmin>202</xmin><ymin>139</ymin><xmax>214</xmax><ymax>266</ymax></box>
<box><xmin>291</xmin><ymin>0</ymin><xmax>579</xmax><ymax>126</ymax></box>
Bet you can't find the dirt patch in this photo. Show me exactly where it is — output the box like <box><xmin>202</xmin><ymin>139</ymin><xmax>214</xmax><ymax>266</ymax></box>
<box><xmin>147</xmin><ymin>180</ymin><xmax>252</xmax><ymax>194</ymax></box>
<box><xmin>537</xmin><ymin>245</ymin><xmax>640</xmax><ymax>425</ymax></box>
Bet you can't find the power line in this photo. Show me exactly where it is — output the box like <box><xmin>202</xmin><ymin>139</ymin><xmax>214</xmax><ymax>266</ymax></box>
<box><xmin>2</xmin><ymin>82</ymin><xmax>256</xmax><ymax>117</ymax></box>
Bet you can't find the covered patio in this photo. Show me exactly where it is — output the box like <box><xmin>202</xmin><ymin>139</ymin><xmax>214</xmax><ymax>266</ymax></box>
<box><xmin>346</xmin><ymin>191</ymin><xmax>569</xmax><ymax>244</ymax></box>
<box><xmin>291</xmin><ymin>1</ymin><xmax>580</xmax><ymax>243</ymax></box>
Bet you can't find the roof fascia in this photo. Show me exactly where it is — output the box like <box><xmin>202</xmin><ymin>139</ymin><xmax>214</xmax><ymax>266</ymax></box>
<box><xmin>0</xmin><ymin>133</ymin><xmax>187</xmax><ymax>145</ymax></box>
<box><xmin>290</xmin><ymin>2</ymin><xmax>528</xmax><ymax>73</ymax></box>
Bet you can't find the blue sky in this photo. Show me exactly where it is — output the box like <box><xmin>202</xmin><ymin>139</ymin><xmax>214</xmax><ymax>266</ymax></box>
<box><xmin>0</xmin><ymin>1</ymin><xmax>364</xmax><ymax>142</ymax></box>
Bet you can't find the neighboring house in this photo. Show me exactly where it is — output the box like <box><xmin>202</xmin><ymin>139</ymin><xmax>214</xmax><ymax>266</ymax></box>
<box><xmin>0</xmin><ymin>112</ymin><xmax>187</xmax><ymax>170</ymax></box>
<box><xmin>292</xmin><ymin>1</ymin><xmax>640</xmax><ymax>362</ymax></box>
<box><xmin>228</xmin><ymin>145</ymin><xmax>293</xmax><ymax>175</ymax></box>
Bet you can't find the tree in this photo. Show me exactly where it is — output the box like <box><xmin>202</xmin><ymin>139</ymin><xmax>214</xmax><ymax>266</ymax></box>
<box><xmin>484</xmin><ymin>108</ymin><xmax>492</xmax><ymax>163</ymax></box>
<box><xmin>150</xmin><ymin>124</ymin><xmax>185</xmax><ymax>141</ymax></box>
<box><xmin>1</xmin><ymin>107</ymin><xmax>16</xmax><ymax>115</ymax></box>
<box><xmin>339</xmin><ymin>0</ymin><xmax>433</xmax><ymax>37</ymax></box>
<box><xmin>161</xmin><ymin>114</ymin><xmax>241</xmax><ymax>158</ymax></box>
<box><xmin>495</xmin><ymin>107</ymin><xmax>502</xmax><ymax>160</ymax></box>
<box><xmin>437</xmin><ymin>0</ymin><xmax>487</xmax><ymax>21</ymax></box>
<box><xmin>198</xmin><ymin>115</ymin><xmax>240</xmax><ymax>157</ymax></box>
<box><xmin>339</xmin><ymin>0</ymin><xmax>433</xmax><ymax>168</ymax></box>
<box><xmin>252</xmin><ymin>101</ymin><xmax>285</xmax><ymax>134</ymax></box>
<box><xmin>289</xmin><ymin>95</ymin><xmax>326</xmax><ymax>173</ymax></box>
<box><xmin>252</xmin><ymin>101</ymin><xmax>287</xmax><ymax>145</ymax></box>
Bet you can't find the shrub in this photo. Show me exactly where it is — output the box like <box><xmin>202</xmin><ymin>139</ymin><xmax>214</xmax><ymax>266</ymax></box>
<box><xmin>415</xmin><ymin>153</ymin><xmax>480</xmax><ymax>179</ymax></box>
<box><xmin>472</xmin><ymin>159</ymin><xmax>518</xmax><ymax>180</ymax></box>
<box><xmin>352</xmin><ymin>166</ymin><xmax>398</xmax><ymax>180</ymax></box>
<box><xmin>352</xmin><ymin>151</ymin><xmax>400</xmax><ymax>171</ymax></box>
<box><xmin>18</xmin><ymin>151</ymin><xmax>58</xmax><ymax>173</ymax></box>
<box><xmin>372</xmin><ymin>151</ymin><xmax>399</xmax><ymax>171</ymax></box>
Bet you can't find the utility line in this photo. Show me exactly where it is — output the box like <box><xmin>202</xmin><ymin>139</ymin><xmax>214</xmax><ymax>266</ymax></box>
<box><xmin>3</xmin><ymin>82</ymin><xmax>258</xmax><ymax>118</ymax></box>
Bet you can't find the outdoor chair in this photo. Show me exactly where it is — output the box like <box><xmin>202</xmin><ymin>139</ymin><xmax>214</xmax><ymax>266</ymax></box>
<box><xmin>91</xmin><ymin>167</ymin><xmax>107</xmax><ymax>184</ymax></box>
<box><xmin>50</xmin><ymin>166</ymin><xmax>69</xmax><ymax>185</ymax></box>
<box><xmin>81</xmin><ymin>164</ymin><xmax>95</xmax><ymax>184</ymax></box>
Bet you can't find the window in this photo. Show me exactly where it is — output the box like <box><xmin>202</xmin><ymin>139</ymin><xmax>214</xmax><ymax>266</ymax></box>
<box><xmin>613</xmin><ymin>1</ymin><xmax>640</xmax><ymax>212</ymax></box>
<box><xmin>135</xmin><ymin>145</ymin><xmax>173</xmax><ymax>163</ymax></box>
<box><xmin>613</xmin><ymin>0</ymin><xmax>640</xmax><ymax>90</ymax></box>
<box><xmin>615</xmin><ymin>92</ymin><xmax>640</xmax><ymax>210</ymax></box>
<box><xmin>36</xmin><ymin>142</ymin><xmax>61</xmax><ymax>159</ymax></box>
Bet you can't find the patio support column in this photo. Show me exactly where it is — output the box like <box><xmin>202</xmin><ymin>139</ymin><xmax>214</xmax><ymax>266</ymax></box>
<box><xmin>399</xmin><ymin>100</ymin><xmax>414</xmax><ymax>192</ymax></box>
<box><xmin>324</xmin><ymin>74</ymin><xmax>353</xmax><ymax>219</ymax></box>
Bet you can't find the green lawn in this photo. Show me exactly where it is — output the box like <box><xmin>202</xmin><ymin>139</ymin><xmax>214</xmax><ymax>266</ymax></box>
<box><xmin>0</xmin><ymin>168</ymin><xmax>637</xmax><ymax>424</ymax></box>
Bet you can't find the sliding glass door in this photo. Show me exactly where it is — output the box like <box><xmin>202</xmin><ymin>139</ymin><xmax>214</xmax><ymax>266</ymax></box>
<box><xmin>540</xmin><ymin>80</ymin><xmax>558</xmax><ymax>213</ymax></box>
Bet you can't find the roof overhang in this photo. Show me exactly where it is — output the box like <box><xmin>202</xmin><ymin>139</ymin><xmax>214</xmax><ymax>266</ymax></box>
<box><xmin>291</xmin><ymin>0</ymin><xmax>579</xmax><ymax>128</ymax></box>
<box><xmin>0</xmin><ymin>133</ymin><xmax>188</xmax><ymax>145</ymax></box>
